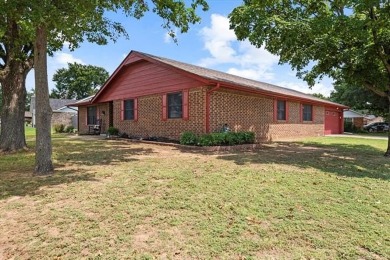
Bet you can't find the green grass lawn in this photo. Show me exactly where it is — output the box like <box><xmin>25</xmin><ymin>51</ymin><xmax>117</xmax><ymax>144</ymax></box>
<box><xmin>0</xmin><ymin>133</ymin><xmax>389</xmax><ymax>259</ymax></box>
<box><xmin>25</xmin><ymin>126</ymin><xmax>36</xmax><ymax>139</ymax></box>
<box><xmin>354</xmin><ymin>132</ymin><xmax>389</xmax><ymax>138</ymax></box>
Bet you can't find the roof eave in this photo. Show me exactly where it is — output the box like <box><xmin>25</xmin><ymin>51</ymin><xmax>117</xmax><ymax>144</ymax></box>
<box><xmin>210</xmin><ymin>80</ymin><xmax>348</xmax><ymax>109</ymax></box>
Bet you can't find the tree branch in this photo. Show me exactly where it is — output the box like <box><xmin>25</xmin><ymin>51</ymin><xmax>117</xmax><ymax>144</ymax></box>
<box><xmin>0</xmin><ymin>43</ymin><xmax>6</xmax><ymax>66</ymax></box>
<box><xmin>369</xmin><ymin>7</ymin><xmax>390</xmax><ymax>76</ymax></box>
<box><xmin>363</xmin><ymin>82</ymin><xmax>387</xmax><ymax>97</ymax></box>
<box><xmin>22</xmin><ymin>43</ymin><xmax>34</xmax><ymax>70</ymax></box>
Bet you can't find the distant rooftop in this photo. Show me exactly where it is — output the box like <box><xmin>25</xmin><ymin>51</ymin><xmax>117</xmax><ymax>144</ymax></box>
<box><xmin>30</xmin><ymin>97</ymin><xmax>76</xmax><ymax>112</ymax></box>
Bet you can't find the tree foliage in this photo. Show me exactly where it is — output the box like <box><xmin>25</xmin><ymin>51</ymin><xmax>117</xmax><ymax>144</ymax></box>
<box><xmin>51</xmin><ymin>63</ymin><xmax>109</xmax><ymax>100</ymax></box>
<box><xmin>1</xmin><ymin>0</ymin><xmax>208</xmax><ymax>172</ymax></box>
<box><xmin>229</xmin><ymin>0</ymin><xmax>390</xmax><ymax>155</ymax></box>
<box><xmin>330</xmin><ymin>82</ymin><xmax>389</xmax><ymax>117</ymax></box>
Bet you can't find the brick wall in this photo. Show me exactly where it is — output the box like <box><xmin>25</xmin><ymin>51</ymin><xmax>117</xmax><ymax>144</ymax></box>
<box><xmin>114</xmin><ymin>87</ymin><xmax>206</xmax><ymax>139</ymax></box>
<box><xmin>78</xmin><ymin>86</ymin><xmax>326</xmax><ymax>141</ymax></box>
<box><xmin>209</xmin><ymin>88</ymin><xmax>273</xmax><ymax>141</ymax></box>
<box><xmin>209</xmin><ymin>88</ymin><xmax>325</xmax><ymax>142</ymax></box>
<box><xmin>353</xmin><ymin>117</ymin><xmax>364</xmax><ymax>129</ymax></box>
<box><xmin>269</xmin><ymin>104</ymin><xmax>324</xmax><ymax>141</ymax></box>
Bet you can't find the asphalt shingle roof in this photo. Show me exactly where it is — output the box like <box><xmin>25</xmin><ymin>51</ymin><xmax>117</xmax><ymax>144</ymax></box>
<box><xmin>30</xmin><ymin>97</ymin><xmax>76</xmax><ymax>112</ymax></box>
<box><xmin>137</xmin><ymin>51</ymin><xmax>345</xmax><ymax>107</ymax></box>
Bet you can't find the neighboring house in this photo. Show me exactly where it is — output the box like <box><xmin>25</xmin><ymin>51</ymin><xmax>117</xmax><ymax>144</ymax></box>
<box><xmin>344</xmin><ymin>110</ymin><xmax>365</xmax><ymax>129</ymax></box>
<box><xmin>24</xmin><ymin>111</ymin><xmax>32</xmax><ymax>125</ymax></box>
<box><xmin>364</xmin><ymin>115</ymin><xmax>385</xmax><ymax>125</ymax></box>
<box><xmin>30</xmin><ymin>97</ymin><xmax>77</xmax><ymax>128</ymax></box>
<box><xmin>73</xmin><ymin>50</ymin><xmax>347</xmax><ymax>141</ymax></box>
<box><xmin>344</xmin><ymin>110</ymin><xmax>385</xmax><ymax>130</ymax></box>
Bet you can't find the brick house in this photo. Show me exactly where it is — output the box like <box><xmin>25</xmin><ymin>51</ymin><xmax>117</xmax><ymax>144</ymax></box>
<box><xmin>343</xmin><ymin>110</ymin><xmax>365</xmax><ymax>129</ymax></box>
<box><xmin>74</xmin><ymin>51</ymin><xmax>347</xmax><ymax>141</ymax></box>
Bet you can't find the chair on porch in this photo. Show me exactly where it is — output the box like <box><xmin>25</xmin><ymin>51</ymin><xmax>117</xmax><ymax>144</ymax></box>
<box><xmin>88</xmin><ymin>119</ymin><xmax>102</xmax><ymax>135</ymax></box>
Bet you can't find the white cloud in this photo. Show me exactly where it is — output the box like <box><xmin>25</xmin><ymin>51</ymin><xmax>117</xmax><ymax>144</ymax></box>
<box><xmin>277</xmin><ymin>81</ymin><xmax>334</xmax><ymax>97</ymax></box>
<box><xmin>227</xmin><ymin>68</ymin><xmax>275</xmax><ymax>81</ymax></box>
<box><xmin>198</xmin><ymin>14</ymin><xmax>279</xmax><ymax>80</ymax></box>
<box><xmin>199</xmin><ymin>14</ymin><xmax>237</xmax><ymax>64</ymax></box>
<box><xmin>54</xmin><ymin>52</ymin><xmax>84</xmax><ymax>65</ymax></box>
<box><xmin>198</xmin><ymin>14</ymin><xmax>334</xmax><ymax>97</ymax></box>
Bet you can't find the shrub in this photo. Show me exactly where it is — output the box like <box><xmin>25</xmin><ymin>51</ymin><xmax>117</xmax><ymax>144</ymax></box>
<box><xmin>65</xmin><ymin>125</ymin><xmax>75</xmax><ymax>133</ymax></box>
<box><xmin>210</xmin><ymin>132</ymin><xmax>226</xmax><ymax>145</ymax></box>
<box><xmin>180</xmin><ymin>131</ymin><xmax>255</xmax><ymax>146</ymax></box>
<box><xmin>180</xmin><ymin>132</ymin><xmax>198</xmax><ymax>145</ymax></box>
<box><xmin>198</xmin><ymin>134</ymin><xmax>214</xmax><ymax>146</ymax></box>
<box><xmin>53</xmin><ymin>124</ymin><xmax>65</xmax><ymax>133</ymax></box>
<box><xmin>238</xmin><ymin>132</ymin><xmax>255</xmax><ymax>144</ymax></box>
<box><xmin>225</xmin><ymin>132</ymin><xmax>238</xmax><ymax>145</ymax></box>
<box><xmin>196</xmin><ymin>131</ymin><xmax>255</xmax><ymax>146</ymax></box>
<box><xmin>107</xmin><ymin>127</ymin><xmax>119</xmax><ymax>136</ymax></box>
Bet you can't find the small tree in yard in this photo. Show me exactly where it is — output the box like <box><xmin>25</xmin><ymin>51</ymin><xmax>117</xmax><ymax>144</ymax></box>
<box><xmin>229</xmin><ymin>0</ymin><xmax>390</xmax><ymax>156</ymax></box>
<box><xmin>4</xmin><ymin>0</ymin><xmax>208</xmax><ymax>174</ymax></box>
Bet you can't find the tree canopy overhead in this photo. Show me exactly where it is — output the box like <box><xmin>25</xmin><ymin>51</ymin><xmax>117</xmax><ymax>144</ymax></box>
<box><xmin>51</xmin><ymin>63</ymin><xmax>109</xmax><ymax>100</ymax></box>
<box><xmin>230</xmin><ymin>1</ymin><xmax>390</xmax><ymax>92</ymax></box>
<box><xmin>229</xmin><ymin>0</ymin><xmax>390</xmax><ymax>155</ymax></box>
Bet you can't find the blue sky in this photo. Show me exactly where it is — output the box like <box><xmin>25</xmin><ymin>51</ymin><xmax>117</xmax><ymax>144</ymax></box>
<box><xmin>26</xmin><ymin>0</ymin><xmax>334</xmax><ymax>97</ymax></box>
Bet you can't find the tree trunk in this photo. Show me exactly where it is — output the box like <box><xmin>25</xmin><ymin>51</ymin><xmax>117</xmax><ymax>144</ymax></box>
<box><xmin>0</xmin><ymin>20</ymin><xmax>32</xmax><ymax>152</ymax></box>
<box><xmin>0</xmin><ymin>65</ymin><xmax>27</xmax><ymax>151</ymax></box>
<box><xmin>34</xmin><ymin>25</ymin><xmax>53</xmax><ymax>174</ymax></box>
<box><xmin>385</xmin><ymin>93</ymin><xmax>390</xmax><ymax>157</ymax></box>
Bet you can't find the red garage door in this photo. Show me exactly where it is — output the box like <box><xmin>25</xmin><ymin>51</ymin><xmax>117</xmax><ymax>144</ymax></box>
<box><xmin>325</xmin><ymin>110</ymin><xmax>342</xmax><ymax>134</ymax></box>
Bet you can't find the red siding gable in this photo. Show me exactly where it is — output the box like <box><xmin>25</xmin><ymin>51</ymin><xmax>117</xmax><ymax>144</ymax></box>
<box><xmin>95</xmin><ymin>60</ymin><xmax>205</xmax><ymax>103</ymax></box>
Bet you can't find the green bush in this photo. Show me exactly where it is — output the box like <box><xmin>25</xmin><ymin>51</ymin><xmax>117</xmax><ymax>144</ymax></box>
<box><xmin>107</xmin><ymin>127</ymin><xmax>119</xmax><ymax>136</ymax></box>
<box><xmin>198</xmin><ymin>134</ymin><xmax>214</xmax><ymax>146</ymax></box>
<box><xmin>180</xmin><ymin>131</ymin><xmax>255</xmax><ymax>146</ymax></box>
<box><xmin>210</xmin><ymin>133</ymin><xmax>226</xmax><ymax>145</ymax></box>
<box><xmin>65</xmin><ymin>125</ymin><xmax>75</xmax><ymax>133</ymax></box>
<box><xmin>53</xmin><ymin>124</ymin><xmax>65</xmax><ymax>133</ymax></box>
<box><xmin>180</xmin><ymin>132</ymin><xmax>198</xmax><ymax>145</ymax></box>
<box><xmin>239</xmin><ymin>132</ymin><xmax>255</xmax><ymax>144</ymax></box>
<box><xmin>182</xmin><ymin>131</ymin><xmax>255</xmax><ymax>146</ymax></box>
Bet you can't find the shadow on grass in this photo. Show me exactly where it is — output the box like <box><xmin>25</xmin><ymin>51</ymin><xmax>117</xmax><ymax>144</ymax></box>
<box><xmin>0</xmin><ymin>137</ymin><xmax>156</xmax><ymax>200</ymax></box>
<box><xmin>179</xmin><ymin>141</ymin><xmax>390</xmax><ymax>180</ymax></box>
<box><xmin>54</xmin><ymin>139</ymin><xmax>155</xmax><ymax>166</ymax></box>
<box><xmin>0</xmin><ymin>171</ymin><xmax>98</xmax><ymax>200</ymax></box>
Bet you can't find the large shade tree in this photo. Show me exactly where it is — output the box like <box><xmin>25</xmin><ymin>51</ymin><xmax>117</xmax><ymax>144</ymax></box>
<box><xmin>229</xmin><ymin>0</ymin><xmax>390</xmax><ymax>156</ymax></box>
<box><xmin>51</xmin><ymin>63</ymin><xmax>109</xmax><ymax>100</ymax></box>
<box><xmin>4</xmin><ymin>0</ymin><xmax>208</xmax><ymax>173</ymax></box>
<box><xmin>0</xmin><ymin>2</ymin><xmax>34</xmax><ymax>151</ymax></box>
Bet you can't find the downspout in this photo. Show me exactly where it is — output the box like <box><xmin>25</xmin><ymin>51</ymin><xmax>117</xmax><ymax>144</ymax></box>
<box><xmin>205</xmin><ymin>83</ymin><xmax>221</xmax><ymax>133</ymax></box>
